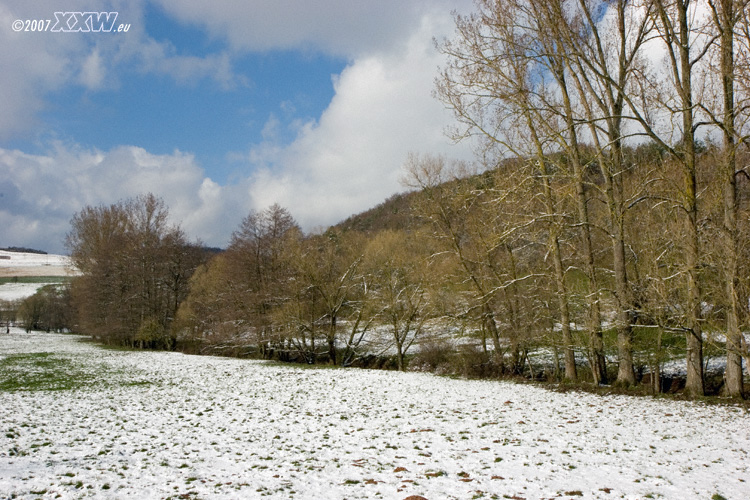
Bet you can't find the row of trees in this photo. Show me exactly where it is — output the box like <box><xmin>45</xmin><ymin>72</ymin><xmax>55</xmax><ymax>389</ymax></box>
<box><xmin>174</xmin><ymin>204</ymin><xmax>438</xmax><ymax>371</ymax></box>
<box><xmin>62</xmin><ymin>163</ymin><xmax>746</xmax><ymax>396</ymax></box>
<box><xmin>172</xmin><ymin>142</ymin><xmax>748</xmax><ymax>396</ymax></box>
<box><xmin>1</xmin><ymin>283</ymin><xmax>71</xmax><ymax>334</ymax></box>
<box><xmin>65</xmin><ymin>194</ymin><xmax>208</xmax><ymax>348</ymax></box>
<box><xmin>16</xmin><ymin>285</ymin><xmax>72</xmax><ymax>332</ymax></box>
<box><xmin>58</xmin><ymin>0</ymin><xmax>750</xmax><ymax>398</ymax></box>
<box><xmin>1</xmin><ymin>297</ymin><xmax>18</xmax><ymax>333</ymax></box>
<box><xmin>427</xmin><ymin>0</ymin><xmax>750</xmax><ymax>397</ymax></box>
<box><xmin>62</xmin><ymin>197</ymin><xmax>437</xmax><ymax>373</ymax></box>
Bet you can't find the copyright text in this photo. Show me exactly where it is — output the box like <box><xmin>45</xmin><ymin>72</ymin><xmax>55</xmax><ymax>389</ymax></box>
<box><xmin>12</xmin><ymin>12</ymin><xmax>129</xmax><ymax>33</ymax></box>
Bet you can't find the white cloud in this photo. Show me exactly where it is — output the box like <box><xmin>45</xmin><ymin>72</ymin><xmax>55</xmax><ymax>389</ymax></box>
<box><xmin>0</xmin><ymin>2</ymin><xmax>83</xmax><ymax>139</ymax></box>
<box><xmin>0</xmin><ymin>0</ymin><xmax>479</xmax><ymax>250</ymax></box>
<box><xmin>152</xmin><ymin>0</ymin><xmax>464</xmax><ymax>57</ymax></box>
<box><xmin>127</xmin><ymin>37</ymin><xmax>244</xmax><ymax>89</ymax></box>
<box><xmin>79</xmin><ymin>48</ymin><xmax>106</xmax><ymax>89</ymax></box>
<box><xmin>243</xmin><ymin>11</ymin><xmax>475</xmax><ymax>229</ymax></box>
<box><xmin>0</xmin><ymin>0</ymin><xmax>245</xmax><ymax>139</ymax></box>
<box><xmin>0</xmin><ymin>144</ymin><xmax>250</xmax><ymax>253</ymax></box>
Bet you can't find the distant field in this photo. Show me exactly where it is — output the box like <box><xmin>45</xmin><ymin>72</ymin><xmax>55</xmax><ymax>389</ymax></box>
<box><xmin>0</xmin><ymin>277</ymin><xmax>73</xmax><ymax>302</ymax></box>
<box><xmin>0</xmin><ymin>251</ymin><xmax>76</xmax><ymax>300</ymax></box>
<box><xmin>0</xmin><ymin>266</ymin><xmax>75</xmax><ymax>278</ymax></box>
<box><xmin>0</xmin><ymin>250</ymin><xmax>77</xmax><ymax>279</ymax></box>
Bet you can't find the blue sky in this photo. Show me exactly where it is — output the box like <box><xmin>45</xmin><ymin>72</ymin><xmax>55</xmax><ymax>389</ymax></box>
<box><xmin>0</xmin><ymin>0</ymin><xmax>474</xmax><ymax>253</ymax></box>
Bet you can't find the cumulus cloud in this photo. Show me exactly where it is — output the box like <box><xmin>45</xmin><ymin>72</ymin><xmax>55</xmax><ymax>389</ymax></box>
<box><xmin>0</xmin><ymin>144</ymin><xmax>248</xmax><ymax>253</ymax></box>
<box><xmin>242</xmin><ymin>12</ymin><xmax>475</xmax><ymax>229</ymax></box>
<box><xmin>152</xmin><ymin>0</ymin><xmax>465</xmax><ymax>57</ymax></box>
<box><xmin>0</xmin><ymin>0</ymin><xmax>244</xmax><ymax>139</ymax></box>
<box><xmin>1</xmin><ymin>0</ymin><xmax>479</xmax><ymax>251</ymax></box>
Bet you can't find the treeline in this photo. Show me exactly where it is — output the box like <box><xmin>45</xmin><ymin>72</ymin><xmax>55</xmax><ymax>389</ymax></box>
<box><xmin>60</xmin><ymin>197</ymin><xmax>441</xmax><ymax>372</ymax></box>
<box><xmin>173</xmin><ymin>204</ymin><xmax>438</xmax><ymax>371</ymax></box>
<box><xmin>0</xmin><ymin>247</ymin><xmax>48</xmax><ymax>254</ymax></box>
<box><xmin>0</xmin><ymin>285</ymin><xmax>71</xmax><ymax>333</ymax></box>
<box><xmin>58</xmin><ymin>0</ymin><xmax>750</xmax><ymax>398</ymax></box>
<box><xmin>425</xmin><ymin>0</ymin><xmax>750</xmax><ymax>398</ymax></box>
<box><xmin>61</xmin><ymin>140</ymin><xmax>746</xmax><ymax>396</ymax></box>
<box><xmin>65</xmin><ymin>194</ymin><xmax>209</xmax><ymax>349</ymax></box>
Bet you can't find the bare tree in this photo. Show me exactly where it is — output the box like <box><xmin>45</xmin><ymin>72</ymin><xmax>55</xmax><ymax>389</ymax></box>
<box><xmin>226</xmin><ymin>204</ymin><xmax>301</xmax><ymax>355</ymax></box>
<box><xmin>704</xmin><ymin>0</ymin><xmax>750</xmax><ymax>397</ymax></box>
<box><xmin>282</xmin><ymin>229</ymin><xmax>368</xmax><ymax>365</ymax></box>
<box><xmin>405</xmin><ymin>153</ymin><xmax>544</xmax><ymax>375</ymax></box>
<box><xmin>642</xmin><ymin>0</ymin><xmax>712</xmax><ymax>396</ymax></box>
<box><xmin>67</xmin><ymin>194</ymin><xmax>202</xmax><ymax>348</ymax></box>
<box><xmin>551</xmin><ymin>0</ymin><xmax>658</xmax><ymax>386</ymax></box>
<box><xmin>365</xmin><ymin>230</ymin><xmax>435</xmax><ymax>371</ymax></box>
<box><xmin>435</xmin><ymin>0</ymin><xmax>609</xmax><ymax>381</ymax></box>
<box><xmin>174</xmin><ymin>253</ymin><xmax>249</xmax><ymax>355</ymax></box>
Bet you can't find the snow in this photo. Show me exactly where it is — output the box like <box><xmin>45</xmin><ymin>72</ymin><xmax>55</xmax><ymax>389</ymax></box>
<box><xmin>0</xmin><ymin>283</ymin><xmax>49</xmax><ymax>302</ymax></box>
<box><xmin>0</xmin><ymin>251</ymin><xmax>76</xmax><ymax>280</ymax></box>
<box><xmin>0</xmin><ymin>251</ymin><xmax>76</xmax><ymax>301</ymax></box>
<box><xmin>0</xmin><ymin>251</ymin><xmax>70</xmax><ymax>268</ymax></box>
<box><xmin>1</xmin><ymin>331</ymin><xmax>749</xmax><ymax>500</ymax></box>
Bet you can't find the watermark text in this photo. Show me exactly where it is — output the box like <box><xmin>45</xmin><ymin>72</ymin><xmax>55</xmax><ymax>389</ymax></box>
<box><xmin>12</xmin><ymin>12</ymin><xmax>129</xmax><ymax>33</ymax></box>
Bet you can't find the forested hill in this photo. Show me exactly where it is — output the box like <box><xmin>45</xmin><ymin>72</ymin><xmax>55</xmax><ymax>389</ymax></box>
<box><xmin>0</xmin><ymin>247</ymin><xmax>48</xmax><ymax>255</ymax></box>
<box><xmin>334</xmin><ymin>191</ymin><xmax>420</xmax><ymax>234</ymax></box>
<box><xmin>333</xmin><ymin>165</ymin><xmax>498</xmax><ymax>234</ymax></box>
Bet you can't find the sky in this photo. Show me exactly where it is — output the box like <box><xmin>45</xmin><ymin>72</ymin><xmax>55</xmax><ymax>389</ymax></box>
<box><xmin>0</xmin><ymin>0</ymin><xmax>476</xmax><ymax>254</ymax></box>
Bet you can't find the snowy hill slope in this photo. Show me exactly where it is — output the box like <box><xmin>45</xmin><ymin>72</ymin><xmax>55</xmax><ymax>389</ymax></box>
<box><xmin>0</xmin><ymin>250</ymin><xmax>77</xmax><ymax>278</ymax></box>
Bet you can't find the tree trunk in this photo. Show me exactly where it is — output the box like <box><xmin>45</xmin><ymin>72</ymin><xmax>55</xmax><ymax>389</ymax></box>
<box><xmin>533</xmin><ymin>125</ymin><xmax>577</xmax><ymax>382</ymax></box>
<box><xmin>717</xmin><ymin>0</ymin><xmax>743</xmax><ymax>398</ymax></box>
<box><xmin>328</xmin><ymin>315</ymin><xmax>337</xmax><ymax>365</ymax></box>
<box><xmin>723</xmin><ymin>152</ymin><xmax>744</xmax><ymax>396</ymax></box>
<box><xmin>611</xmin><ymin>178</ymin><xmax>636</xmax><ymax>386</ymax></box>
<box><xmin>650</xmin><ymin>0</ymin><xmax>705</xmax><ymax>397</ymax></box>
<box><xmin>560</xmin><ymin>70</ymin><xmax>607</xmax><ymax>385</ymax></box>
<box><xmin>552</xmin><ymin>232</ymin><xmax>577</xmax><ymax>381</ymax></box>
<box><xmin>483</xmin><ymin>303</ymin><xmax>503</xmax><ymax>368</ymax></box>
<box><xmin>395</xmin><ymin>336</ymin><xmax>405</xmax><ymax>371</ymax></box>
<box><xmin>678</xmin><ymin>0</ymin><xmax>705</xmax><ymax>397</ymax></box>
<box><xmin>614</xmin><ymin>297</ymin><xmax>636</xmax><ymax>385</ymax></box>
<box><xmin>309</xmin><ymin>324</ymin><xmax>316</xmax><ymax>364</ymax></box>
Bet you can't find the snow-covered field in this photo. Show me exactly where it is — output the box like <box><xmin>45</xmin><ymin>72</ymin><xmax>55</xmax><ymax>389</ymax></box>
<box><xmin>0</xmin><ymin>282</ymin><xmax>51</xmax><ymax>302</ymax></box>
<box><xmin>0</xmin><ymin>250</ymin><xmax>76</xmax><ymax>302</ymax></box>
<box><xmin>0</xmin><ymin>251</ymin><xmax>76</xmax><ymax>279</ymax></box>
<box><xmin>1</xmin><ymin>331</ymin><xmax>749</xmax><ymax>500</ymax></box>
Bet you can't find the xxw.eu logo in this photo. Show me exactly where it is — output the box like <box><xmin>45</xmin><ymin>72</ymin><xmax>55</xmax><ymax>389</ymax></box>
<box><xmin>51</xmin><ymin>12</ymin><xmax>121</xmax><ymax>32</ymax></box>
<box><xmin>12</xmin><ymin>11</ymin><xmax>129</xmax><ymax>33</ymax></box>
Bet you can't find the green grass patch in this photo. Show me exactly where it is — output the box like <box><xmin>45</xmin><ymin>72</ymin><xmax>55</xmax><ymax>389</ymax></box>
<box><xmin>0</xmin><ymin>352</ymin><xmax>96</xmax><ymax>392</ymax></box>
<box><xmin>0</xmin><ymin>351</ymin><xmax>156</xmax><ymax>393</ymax></box>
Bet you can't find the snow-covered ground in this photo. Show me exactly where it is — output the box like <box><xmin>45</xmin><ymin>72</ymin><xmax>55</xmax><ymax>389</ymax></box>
<box><xmin>1</xmin><ymin>331</ymin><xmax>749</xmax><ymax>500</ymax></box>
<box><xmin>0</xmin><ymin>251</ymin><xmax>68</xmax><ymax>266</ymax></box>
<box><xmin>0</xmin><ymin>251</ymin><xmax>76</xmax><ymax>302</ymax></box>
<box><xmin>0</xmin><ymin>283</ymin><xmax>51</xmax><ymax>302</ymax></box>
<box><xmin>0</xmin><ymin>250</ymin><xmax>76</xmax><ymax>279</ymax></box>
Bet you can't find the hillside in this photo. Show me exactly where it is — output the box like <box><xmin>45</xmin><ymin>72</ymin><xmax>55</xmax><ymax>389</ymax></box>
<box><xmin>333</xmin><ymin>165</ymin><xmax>499</xmax><ymax>234</ymax></box>
<box><xmin>334</xmin><ymin>190</ymin><xmax>421</xmax><ymax>233</ymax></box>
<box><xmin>0</xmin><ymin>250</ymin><xmax>78</xmax><ymax>278</ymax></box>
